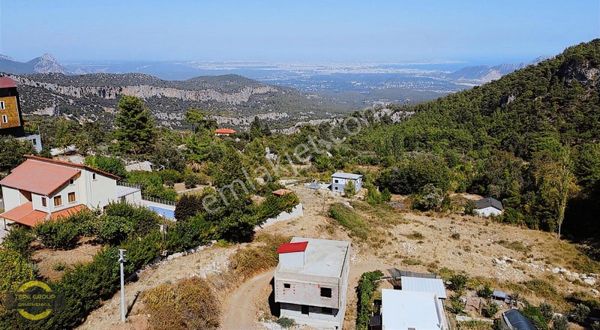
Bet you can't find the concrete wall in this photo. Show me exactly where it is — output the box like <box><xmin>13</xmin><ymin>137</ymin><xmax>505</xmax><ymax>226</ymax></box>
<box><xmin>275</xmin><ymin>277</ymin><xmax>341</xmax><ymax>309</ymax></box>
<box><xmin>280</xmin><ymin>303</ymin><xmax>343</xmax><ymax>329</ymax></box>
<box><xmin>120</xmin><ymin>190</ymin><xmax>142</xmax><ymax>205</ymax></box>
<box><xmin>82</xmin><ymin>170</ymin><xmax>117</xmax><ymax>209</ymax></box>
<box><xmin>31</xmin><ymin>193</ymin><xmax>49</xmax><ymax>212</ymax></box>
<box><xmin>49</xmin><ymin>175</ymin><xmax>82</xmax><ymax>212</ymax></box>
<box><xmin>474</xmin><ymin>207</ymin><xmax>502</xmax><ymax>217</ymax></box>
<box><xmin>1</xmin><ymin>186</ymin><xmax>22</xmax><ymax>211</ymax></box>
<box><xmin>260</xmin><ymin>203</ymin><xmax>303</xmax><ymax>228</ymax></box>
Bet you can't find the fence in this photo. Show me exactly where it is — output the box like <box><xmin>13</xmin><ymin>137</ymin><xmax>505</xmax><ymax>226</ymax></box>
<box><xmin>141</xmin><ymin>195</ymin><xmax>176</xmax><ymax>206</ymax></box>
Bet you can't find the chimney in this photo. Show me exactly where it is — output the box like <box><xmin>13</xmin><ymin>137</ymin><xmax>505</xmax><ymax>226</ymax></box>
<box><xmin>277</xmin><ymin>241</ymin><xmax>308</xmax><ymax>269</ymax></box>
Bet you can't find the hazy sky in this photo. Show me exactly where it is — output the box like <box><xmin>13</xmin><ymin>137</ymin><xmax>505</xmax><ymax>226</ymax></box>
<box><xmin>0</xmin><ymin>0</ymin><xmax>598</xmax><ymax>63</ymax></box>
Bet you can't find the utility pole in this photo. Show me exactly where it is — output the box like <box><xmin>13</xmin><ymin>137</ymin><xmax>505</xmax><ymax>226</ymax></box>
<box><xmin>118</xmin><ymin>249</ymin><xmax>127</xmax><ymax>322</ymax></box>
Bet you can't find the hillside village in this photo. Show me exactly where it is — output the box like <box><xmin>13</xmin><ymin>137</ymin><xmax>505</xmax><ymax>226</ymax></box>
<box><xmin>0</xmin><ymin>39</ymin><xmax>599</xmax><ymax>330</ymax></box>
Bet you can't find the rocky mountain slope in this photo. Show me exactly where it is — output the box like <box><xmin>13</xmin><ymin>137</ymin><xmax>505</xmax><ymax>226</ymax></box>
<box><xmin>2</xmin><ymin>72</ymin><xmax>347</xmax><ymax>128</ymax></box>
<box><xmin>0</xmin><ymin>53</ymin><xmax>66</xmax><ymax>74</ymax></box>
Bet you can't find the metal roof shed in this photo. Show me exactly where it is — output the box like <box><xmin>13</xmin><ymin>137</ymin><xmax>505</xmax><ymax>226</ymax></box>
<box><xmin>331</xmin><ymin>172</ymin><xmax>363</xmax><ymax>180</ymax></box>
<box><xmin>381</xmin><ymin>289</ymin><xmax>448</xmax><ymax>330</ymax></box>
<box><xmin>400</xmin><ymin>276</ymin><xmax>447</xmax><ymax>299</ymax></box>
<box><xmin>502</xmin><ymin>309</ymin><xmax>536</xmax><ymax>330</ymax></box>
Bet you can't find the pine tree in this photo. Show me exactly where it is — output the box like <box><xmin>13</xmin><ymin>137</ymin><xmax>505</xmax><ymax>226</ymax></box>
<box><xmin>114</xmin><ymin>96</ymin><xmax>156</xmax><ymax>154</ymax></box>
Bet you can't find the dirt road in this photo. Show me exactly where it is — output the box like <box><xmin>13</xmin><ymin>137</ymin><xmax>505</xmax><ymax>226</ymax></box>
<box><xmin>220</xmin><ymin>270</ymin><xmax>274</xmax><ymax>330</ymax></box>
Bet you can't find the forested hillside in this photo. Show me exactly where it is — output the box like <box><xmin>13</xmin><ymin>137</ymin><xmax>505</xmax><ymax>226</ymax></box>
<box><xmin>345</xmin><ymin>39</ymin><xmax>600</xmax><ymax>243</ymax></box>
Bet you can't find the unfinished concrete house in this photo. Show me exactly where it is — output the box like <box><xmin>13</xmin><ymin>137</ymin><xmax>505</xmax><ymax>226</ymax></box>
<box><xmin>274</xmin><ymin>237</ymin><xmax>351</xmax><ymax>329</ymax></box>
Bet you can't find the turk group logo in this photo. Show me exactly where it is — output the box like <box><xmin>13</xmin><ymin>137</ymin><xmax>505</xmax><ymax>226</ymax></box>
<box><xmin>13</xmin><ymin>280</ymin><xmax>56</xmax><ymax>321</ymax></box>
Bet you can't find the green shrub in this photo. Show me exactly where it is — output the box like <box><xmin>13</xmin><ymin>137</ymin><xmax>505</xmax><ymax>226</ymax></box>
<box><xmin>344</xmin><ymin>181</ymin><xmax>356</xmax><ymax>197</ymax></box>
<box><xmin>165</xmin><ymin>215</ymin><xmax>213</xmax><ymax>252</ymax></box>
<box><xmin>448</xmin><ymin>294</ymin><xmax>465</xmax><ymax>314</ymax></box>
<box><xmin>482</xmin><ymin>301</ymin><xmax>499</xmax><ymax>318</ymax></box>
<box><xmin>277</xmin><ymin>317</ymin><xmax>295</xmax><ymax>328</ymax></box>
<box><xmin>84</xmin><ymin>155</ymin><xmax>127</xmax><ymax>177</ymax></box>
<box><xmin>0</xmin><ymin>248</ymin><xmax>36</xmax><ymax>292</ymax></box>
<box><xmin>122</xmin><ymin>231</ymin><xmax>163</xmax><ymax>274</ymax></box>
<box><xmin>254</xmin><ymin>193</ymin><xmax>300</xmax><ymax>225</ymax></box>
<box><xmin>412</xmin><ymin>184</ymin><xmax>448</xmax><ymax>211</ymax></box>
<box><xmin>552</xmin><ymin>315</ymin><xmax>569</xmax><ymax>330</ymax></box>
<box><xmin>34</xmin><ymin>218</ymin><xmax>81</xmax><ymax>249</ymax></box>
<box><xmin>570</xmin><ymin>303</ymin><xmax>590</xmax><ymax>324</ymax></box>
<box><xmin>96</xmin><ymin>215</ymin><xmax>134</xmax><ymax>245</ymax></box>
<box><xmin>184</xmin><ymin>172</ymin><xmax>201</xmax><ymax>189</ymax></box>
<box><xmin>2</xmin><ymin>226</ymin><xmax>34</xmax><ymax>257</ymax></box>
<box><xmin>329</xmin><ymin>203</ymin><xmax>369</xmax><ymax>239</ymax></box>
<box><xmin>356</xmin><ymin>270</ymin><xmax>383</xmax><ymax>330</ymax></box>
<box><xmin>105</xmin><ymin>202</ymin><xmax>159</xmax><ymax>237</ymax></box>
<box><xmin>376</xmin><ymin>154</ymin><xmax>451</xmax><ymax>194</ymax></box>
<box><xmin>175</xmin><ymin>194</ymin><xmax>205</xmax><ymax>221</ymax></box>
<box><xmin>521</xmin><ymin>305</ymin><xmax>549</xmax><ymax>330</ymax></box>
<box><xmin>477</xmin><ymin>284</ymin><xmax>493</xmax><ymax>298</ymax></box>
<box><xmin>159</xmin><ymin>169</ymin><xmax>183</xmax><ymax>184</ymax></box>
<box><xmin>540</xmin><ymin>303</ymin><xmax>554</xmax><ymax>322</ymax></box>
<box><xmin>449</xmin><ymin>274</ymin><xmax>468</xmax><ymax>292</ymax></box>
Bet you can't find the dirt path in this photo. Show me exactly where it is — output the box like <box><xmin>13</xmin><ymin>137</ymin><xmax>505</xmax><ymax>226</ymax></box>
<box><xmin>78</xmin><ymin>245</ymin><xmax>236</xmax><ymax>330</ymax></box>
<box><xmin>219</xmin><ymin>270</ymin><xmax>274</xmax><ymax>330</ymax></box>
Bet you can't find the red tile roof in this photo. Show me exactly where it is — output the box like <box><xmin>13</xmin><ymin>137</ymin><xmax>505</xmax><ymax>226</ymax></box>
<box><xmin>215</xmin><ymin>128</ymin><xmax>236</xmax><ymax>135</ymax></box>
<box><xmin>0</xmin><ymin>202</ymin><xmax>47</xmax><ymax>227</ymax></box>
<box><xmin>277</xmin><ymin>241</ymin><xmax>308</xmax><ymax>254</ymax></box>
<box><xmin>0</xmin><ymin>159</ymin><xmax>81</xmax><ymax>196</ymax></box>
<box><xmin>25</xmin><ymin>155</ymin><xmax>120</xmax><ymax>180</ymax></box>
<box><xmin>0</xmin><ymin>77</ymin><xmax>17</xmax><ymax>89</ymax></box>
<box><xmin>0</xmin><ymin>203</ymin><xmax>88</xmax><ymax>227</ymax></box>
<box><xmin>0</xmin><ymin>155</ymin><xmax>120</xmax><ymax>196</ymax></box>
<box><xmin>50</xmin><ymin>204</ymin><xmax>88</xmax><ymax>220</ymax></box>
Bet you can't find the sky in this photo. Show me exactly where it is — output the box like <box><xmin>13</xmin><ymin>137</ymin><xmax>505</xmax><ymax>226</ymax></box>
<box><xmin>0</xmin><ymin>0</ymin><xmax>598</xmax><ymax>64</ymax></box>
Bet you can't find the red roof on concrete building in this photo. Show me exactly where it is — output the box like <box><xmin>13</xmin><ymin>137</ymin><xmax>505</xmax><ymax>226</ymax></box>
<box><xmin>215</xmin><ymin>128</ymin><xmax>236</xmax><ymax>135</ymax></box>
<box><xmin>0</xmin><ymin>77</ymin><xmax>17</xmax><ymax>89</ymax></box>
<box><xmin>0</xmin><ymin>155</ymin><xmax>120</xmax><ymax>196</ymax></box>
<box><xmin>0</xmin><ymin>203</ymin><xmax>88</xmax><ymax>227</ymax></box>
<box><xmin>277</xmin><ymin>241</ymin><xmax>309</xmax><ymax>254</ymax></box>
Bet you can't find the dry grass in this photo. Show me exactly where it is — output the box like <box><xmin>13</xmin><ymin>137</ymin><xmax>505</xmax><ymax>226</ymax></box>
<box><xmin>228</xmin><ymin>233</ymin><xmax>290</xmax><ymax>281</ymax></box>
<box><xmin>143</xmin><ymin>277</ymin><xmax>220</xmax><ymax>330</ymax></box>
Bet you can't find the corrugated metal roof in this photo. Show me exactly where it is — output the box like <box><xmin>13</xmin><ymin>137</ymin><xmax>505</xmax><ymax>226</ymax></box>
<box><xmin>382</xmin><ymin>289</ymin><xmax>446</xmax><ymax>330</ymax></box>
<box><xmin>401</xmin><ymin>276</ymin><xmax>447</xmax><ymax>299</ymax></box>
<box><xmin>331</xmin><ymin>172</ymin><xmax>362</xmax><ymax>180</ymax></box>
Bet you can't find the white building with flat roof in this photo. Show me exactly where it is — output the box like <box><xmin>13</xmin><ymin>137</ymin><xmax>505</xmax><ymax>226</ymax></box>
<box><xmin>381</xmin><ymin>289</ymin><xmax>448</xmax><ymax>330</ymax></box>
<box><xmin>274</xmin><ymin>237</ymin><xmax>351</xmax><ymax>329</ymax></box>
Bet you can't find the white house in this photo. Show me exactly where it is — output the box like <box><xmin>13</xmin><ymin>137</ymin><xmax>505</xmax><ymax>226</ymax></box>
<box><xmin>474</xmin><ymin>197</ymin><xmax>504</xmax><ymax>217</ymax></box>
<box><xmin>0</xmin><ymin>155</ymin><xmax>142</xmax><ymax>227</ymax></box>
<box><xmin>331</xmin><ymin>172</ymin><xmax>362</xmax><ymax>195</ymax></box>
<box><xmin>274</xmin><ymin>237</ymin><xmax>351</xmax><ymax>329</ymax></box>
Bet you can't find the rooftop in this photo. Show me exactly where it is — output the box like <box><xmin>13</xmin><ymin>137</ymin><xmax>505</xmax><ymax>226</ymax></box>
<box><xmin>382</xmin><ymin>289</ymin><xmax>446</xmax><ymax>330</ymax></box>
<box><xmin>475</xmin><ymin>197</ymin><xmax>503</xmax><ymax>210</ymax></box>
<box><xmin>0</xmin><ymin>159</ymin><xmax>81</xmax><ymax>196</ymax></box>
<box><xmin>401</xmin><ymin>276</ymin><xmax>447</xmax><ymax>299</ymax></box>
<box><xmin>503</xmin><ymin>309</ymin><xmax>536</xmax><ymax>330</ymax></box>
<box><xmin>277</xmin><ymin>241</ymin><xmax>308</xmax><ymax>253</ymax></box>
<box><xmin>0</xmin><ymin>203</ymin><xmax>87</xmax><ymax>227</ymax></box>
<box><xmin>0</xmin><ymin>155</ymin><xmax>120</xmax><ymax>196</ymax></box>
<box><xmin>276</xmin><ymin>237</ymin><xmax>350</xmax><ymax>278</ymax></box>
<box><xmin>0</xmin><ymin>77</ymin><xmax>17</xmax><ymax>89</ymax></box>
<box><xmin>215</xmin><ymin>128</ymin><xmax>236</xmax><ymax>134</ymax></box>
<box><xmin>331</xmin><ymin>172</ymin><xmax>362</xmax><ymax>180</ymax></box>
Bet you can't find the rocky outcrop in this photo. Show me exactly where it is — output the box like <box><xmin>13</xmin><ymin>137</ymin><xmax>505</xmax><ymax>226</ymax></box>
<box><xmin>11</xmin><ymin>76</ymin><xmax>277</xmax><ymax>104</ymax></box>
